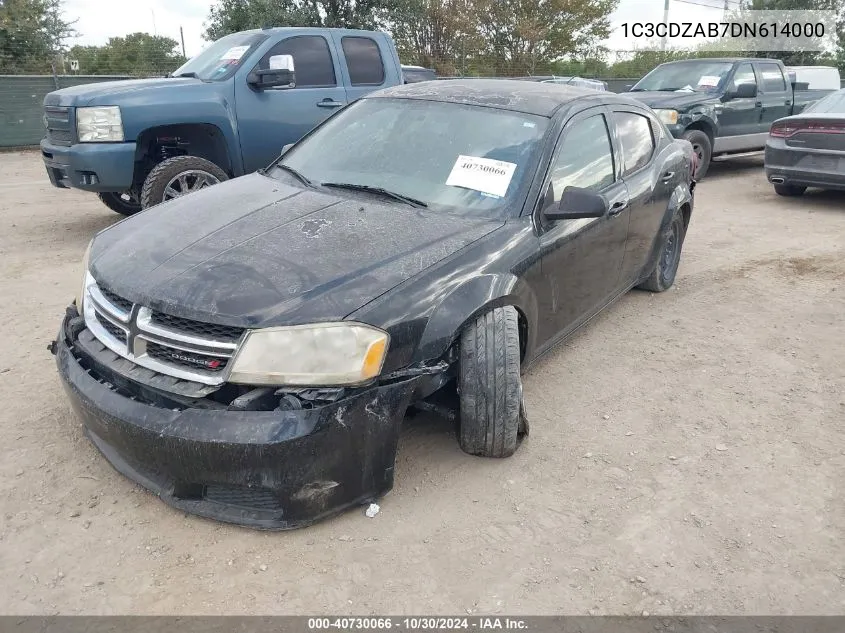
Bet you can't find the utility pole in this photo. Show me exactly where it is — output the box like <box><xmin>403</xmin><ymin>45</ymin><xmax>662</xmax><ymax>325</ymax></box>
<box><xmin>151</xmin><ymin>9</ymin><xmax>157</xmax><ymax>35</ymax></box>
<box><xmin>180</xmin><ymin>26</ymin><xmax>186</xmax><ymax>58</ymax></box>
<box><xmin>661</xmin><ymin>0</ymin><xmax>670</xmax><ymax>51</ymax></box>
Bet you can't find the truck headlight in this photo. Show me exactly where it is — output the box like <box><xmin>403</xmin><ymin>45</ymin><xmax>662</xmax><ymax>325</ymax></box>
<box><xmin>654</xmin><ymin>109</ymin><xmax>679</xmax><ymax>125</ymax></box>
<box><xmin>228</xmin><ymin>323</ymin><xmax>389</xmax><ymax>386</ymax></box>
<box><xmin>77</xmin><ymin>106</ymin><xmax>124</xmax><ymax>142</ymax></box>
<box><xmin>77</xmin><ymin>240</ymin><xmax>93</xmax><ymax>310</ymax></box>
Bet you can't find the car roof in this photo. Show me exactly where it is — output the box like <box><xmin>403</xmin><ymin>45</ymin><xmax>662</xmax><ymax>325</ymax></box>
<box><xmin>367</xmin><ymin>79</ymin><xmax>631</xmax><ymax>117</ymax></box>
<box><xmin>658</xmin><ymin>57</ymin><xmax>777</xmax><ymax>64</ymax></box>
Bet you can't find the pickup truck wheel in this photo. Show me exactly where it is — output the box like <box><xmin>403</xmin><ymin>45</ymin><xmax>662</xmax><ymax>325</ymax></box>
<box><xmin>637</xmin><ymin>208</ymin><xmax>686</xmax><ymax>293</ymax></box>
<box><xmin>97</xmin><ymin>192</ymin><xmax>141</xmax><ymax>216</ymax></box>
<box><xmin>141</xmin><ymin>156</ymin><xmax>229</xmax><ymax>209</ymax></box>
<box><xmin>774</xmin><ymin>183</ymin><xmax>806</xmax><ymax>197</ymax></box>
<box><xmin>458</xmin><ymin>306</ymin><xmax>527</xmax><ymax>458</ymax></box>
<box><xmin>682</xmin><ymin>130</ymin><xmax>711</xmax><ymax>179</ymax></box>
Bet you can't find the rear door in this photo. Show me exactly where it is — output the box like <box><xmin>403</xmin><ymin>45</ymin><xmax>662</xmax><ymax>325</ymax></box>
<box><xmin>756</xmin><ymin>62</ymin><xmax>793</xmax><ymax>129</ymax></box>
<box><xmin>236</xmin><ymin>33</ymin><xmax>348</xmax><ymax>173</ymax></box>
<box><xmin>534</xmin><ymin>107</ymin><xmax>629</xmax><ymax>347</ymax></box>
<box><xmin>330</xmin><ymin>33</ymin><xmax>398</xmax><ymax>104</ymax></box>
<box><xmin>609</xmin><ymin>108</ymin><xmax>674</xmax><ymax>286</ymax></box>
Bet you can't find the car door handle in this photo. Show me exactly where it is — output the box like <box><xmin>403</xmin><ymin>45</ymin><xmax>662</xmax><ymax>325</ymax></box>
<box><xmin>661</xmin><ymin>170</ymin><xmax>675</xmax><ymax>184</ymax></box>
<box><xmin>755</xmin><ymin>101</ymin><xmax>763</xmax><ymax>107</ymax></box>
<box><xmin>317</xmin><ymin>99</ymin><xmax>345</xmax><ymax>108</ymax></box>
<box><xmin>608</xmin><ymin>200</ymin><xmax>628</xmax><ymax>217</ymax></box>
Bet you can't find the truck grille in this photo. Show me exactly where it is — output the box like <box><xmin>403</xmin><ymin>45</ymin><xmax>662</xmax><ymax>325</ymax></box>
<box><xmin>82</xmin><ymin>276</ymin><xmax>245</xmax><ymax>386</ymax></box>
<box><xmin>44</xmin><ymin>106</ymin><xmax>74</xmax><ymax>146</ymax></box>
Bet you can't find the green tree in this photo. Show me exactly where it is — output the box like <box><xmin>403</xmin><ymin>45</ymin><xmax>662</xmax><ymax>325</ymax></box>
<box><xmin>0</xmin><ymin>0</ymin><xmax>76</xmax><ymax>73</ymax></box>
<box><xmin>204</xmin><ymin>0</ymin><xmax>388</xmax><ymax>41</ymax></box>
<box><xmin>68</xmin><ymin>33</ymin><xmax>185</xmax><ymax>76</ymax></box>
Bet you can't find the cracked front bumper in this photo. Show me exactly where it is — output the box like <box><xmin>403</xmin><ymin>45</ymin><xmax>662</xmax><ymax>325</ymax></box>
<box><xmin>54</xmin><ymin>311</ymin><xmax>418</xmax><ymax>530</ymax></box>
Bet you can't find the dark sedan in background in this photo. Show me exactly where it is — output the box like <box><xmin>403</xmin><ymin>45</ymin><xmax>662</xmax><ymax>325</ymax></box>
<box><xmin>52</xmin><ymin>80</ymin><xmax>696</xmax><ymax>529</ymax></box>
<box><xmin>765</xmin><ymin>88</ymin><xmax>845</xmax><ymax>196</ymax></box>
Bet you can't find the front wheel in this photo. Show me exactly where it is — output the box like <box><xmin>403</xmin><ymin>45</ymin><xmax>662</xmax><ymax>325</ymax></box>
<box><xmin>682</xmin><ymin>129</ymin><xmax>712</xmax><ymax>180</ymax></box>
<box><xmin>458</xmin><ymin>306</ymin><xmax>528</xmax><ymax>458</ymax></box>
<box><xmin>140</xmin><ymin>156</ymin><xmax>229</xmax><ymax>209</ymax></box>
<box><xmin>97</xmin><ymin>191</ymin><xmax>141</xmax><ymax>216</ymax></box>
<box><xmin>637</xmin><ymin>208</ymin><xmax>686</xmax><ymax>293</ymax></box>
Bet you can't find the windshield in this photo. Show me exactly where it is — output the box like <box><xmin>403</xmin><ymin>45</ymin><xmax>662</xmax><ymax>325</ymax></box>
<box><xmin>632</xmin><ymin>61</ymin><xmax>734</xmax><ymax>93</ymax></box>
<box><xmin>171</xmin><ymin>32</ymin><xmax>267</xmax><ymax>81</ymax></box>
<box><xmin>804</xmin><ymin>89</ymin><xmax>845</xmax><ymax>113</ymax></box>
<box><xmin>273</xmin><ymin>98</ymin><xmax>550</xmax><ymax>217</ymax></box>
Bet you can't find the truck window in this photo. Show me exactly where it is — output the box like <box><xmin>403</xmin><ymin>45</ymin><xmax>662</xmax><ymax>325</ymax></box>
<box><xmin>612</xmin><ymin>112</ymin><xmax>655</xmax><ymax>176</ymax></box>
<box><xmin>341</xmin><ymin>37</ymin><xmax>385</xmax><ymax>86</ymax></box>
<box><xmin>730</xmin><ymin>63</ymin><xmax>757</xmax><ymax>92</ymax></box>
<box><xmin>258</xmin><ymin>35</ymin><xmax>337</xmax><ymax>87</ymax></box>
<box><xmin>759</xmin><ymin>63</ymin><xmax>787</xmax><ymax>92</ymax></box>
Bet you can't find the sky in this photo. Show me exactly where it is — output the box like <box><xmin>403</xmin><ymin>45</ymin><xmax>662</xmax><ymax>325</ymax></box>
<box><xmin>61</xmin><ymin>0</ymin><xmax>726</xmax><ymax>59</ymax></box>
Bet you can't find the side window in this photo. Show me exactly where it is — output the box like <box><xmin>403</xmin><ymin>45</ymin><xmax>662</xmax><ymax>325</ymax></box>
<box><xmin>730</xmin><ymin>63</ymin><xmax>757</xmax><ymax>92</ymax></box>
<box><xmin>759</xmin><ymin>63</ymin><xmax>787</xmax><ymax>92</ymax></box>
<box><xmin>341</xmin><ymin>37</ymin><xmax>385</xmax><ymax>86</ymax></box>
<box><xmin>613</xmin><ymin>112</ymin><xmax>655</xmax><ymax>176</ymax></box>
<box><xmin>257</xmin><ymin>36</ymin><xmax>336</xmax><ymax>88</ymax></box>
<box><xmin>548</xmin><ymin>114</ymin><xmax>615</xmax><ymax>202</ymax></box>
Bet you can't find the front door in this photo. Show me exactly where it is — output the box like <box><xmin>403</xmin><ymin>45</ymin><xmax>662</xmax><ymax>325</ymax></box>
<box><xmin>235</xmin><ymin>34</ymin><xmax>348</xmax><ymax>174</ymax></box>
<box><xmin>535</xmin><ymin>108</ymin><xmax>630</xmax><ymax>348</ymax></box>
<box><xmin>717</xmin><ymin>62</ymin><xmax>762</xmax><ymax>142</ymax></box>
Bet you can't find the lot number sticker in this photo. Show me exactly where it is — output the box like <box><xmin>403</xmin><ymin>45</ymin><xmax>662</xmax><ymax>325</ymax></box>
<box><xmin>446</xmin><ymin>155</ymin><xmax>517</xmax><ymax>198</ymax></box>
<box><xmin>220</xmin><ymin>46</ymin><xmax>250</xmax><ymax>61</ymax></box>
<box><xmin>697</xmin><ymin>75</ymin><xmax>721</xmax><ymax>87</ymax></box>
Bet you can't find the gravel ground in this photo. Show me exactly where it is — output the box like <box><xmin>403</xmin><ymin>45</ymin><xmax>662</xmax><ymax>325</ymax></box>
<box><xmin>0</xmin><ymin>150</ymin><xmax>843</xmax><ymax>615</ymax></box>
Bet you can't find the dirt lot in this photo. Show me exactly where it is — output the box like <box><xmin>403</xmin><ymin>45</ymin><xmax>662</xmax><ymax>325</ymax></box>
<box><xmin>0</xmin><ymin>150</ymin><xmax>843</xmax><ymax>615</ymax></box>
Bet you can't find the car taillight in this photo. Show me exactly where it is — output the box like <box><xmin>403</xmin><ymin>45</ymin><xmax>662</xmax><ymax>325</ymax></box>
<box><xmin>770</xmin><ymin>119</ymin><xmax>845</xmax><ymax>138</ymax></box>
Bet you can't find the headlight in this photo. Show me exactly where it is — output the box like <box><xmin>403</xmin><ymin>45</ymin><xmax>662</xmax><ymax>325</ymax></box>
<box><xmin>229</xmin><ymin>323</ymin><xmax>389</xmax><ymax>386</ymax></box>
<box><xmin>77</xmin><ymin>240</ymin><xmax>93</xmax><ymax>310</ymax></box>
<box><xmin>77</xmin><ymin>106</ymin><xmax>124</xmax><ymax>142</ymax></box>
<box><xmin>654</xmin><ymin>109</ymin><xmax>679</xmax><ymax>125</ymax></box>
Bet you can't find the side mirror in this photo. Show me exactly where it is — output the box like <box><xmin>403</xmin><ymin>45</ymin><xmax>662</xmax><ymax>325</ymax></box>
<box><xmin>544</xmin><ymin>187</ymin><xmax>607</xmax><ymax>221</ymax></box>
<box><xmin>724</xmin><ymin>83</ymin><xmax>757</xmax><ymax>100</ymax></box>
<box><xmin>248</xmin><ymin>54</ymin><xmax>296</xmax><ymax>90</ymax></box>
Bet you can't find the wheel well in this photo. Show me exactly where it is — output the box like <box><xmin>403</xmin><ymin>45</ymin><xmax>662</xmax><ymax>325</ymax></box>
<box><xmin>134</xmin><ymin>124</ymin><xmax>232</xmax><ymax>188</ymax></box>
<box><xmin>685</xmin><ymin>120</ymin><xmax>715</xmax><ymax>146</ymax></box>
<box><xmin>680</xmin><ymin>202</ymin><xmax>692</xmax><ymax>230</ymax></box>
<box><xmin>516</xmin><ymin>307</ymin><xmax>528</xmax><ymax>362</ymax></box>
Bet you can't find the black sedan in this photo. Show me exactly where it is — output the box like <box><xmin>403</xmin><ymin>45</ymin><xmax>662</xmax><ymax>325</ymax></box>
<box><xmin>765</xmin><ymin>88</ymin><xmax>845</xmax><ymax>196</ymax></box>
<box><xmin>52</xmin><ymin>80</ymin><xmax>696</xmax><ymax>529</ymax></box>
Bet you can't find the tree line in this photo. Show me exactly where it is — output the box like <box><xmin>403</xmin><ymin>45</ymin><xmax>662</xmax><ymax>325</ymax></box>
<box><xmin>1</xmin><ymin>0</ymin><xmax>843</xmax><ymax>78</ymax></box>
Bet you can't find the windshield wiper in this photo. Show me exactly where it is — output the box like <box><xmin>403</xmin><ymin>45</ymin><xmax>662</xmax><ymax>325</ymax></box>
<box><xmin>276</xmin><ymin>164</ymin><xmax>314</xmax><ymax>188</ymax></box>
<box><xmin>172</xmin><ymin>71</ymin><xmax>199</xmax><ymax>78</ymax></box>
<box><xmin>320</xmin><ymin>182</ymin><xmax>428</xmax><ymax>208</ymax></box>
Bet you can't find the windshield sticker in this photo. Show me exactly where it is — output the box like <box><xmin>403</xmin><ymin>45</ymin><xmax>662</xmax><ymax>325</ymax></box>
<box><xmin>446</xmin><ymin>155</ymin><xmax>517</xmax><ymax>198</ymax></box>
<box><xmin>698</xmin><ymin>75</ymin><xmax>721</xmax><ymax>87</ymax></box>
<box><xmin>220</xmin><ymin>45</ymin><xmax>249</xmax><ymax>61</ymax></box>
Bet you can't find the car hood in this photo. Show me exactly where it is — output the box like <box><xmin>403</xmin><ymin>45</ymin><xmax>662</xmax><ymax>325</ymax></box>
<box><xmin>44</xmin><ymin>77</ymin><xmax>208</xmax><ymax>107</ymax></box>
<box><xmin>628</xmin><ymin>91</ymin><xmax>719</xmax><ymax>110</ymax></box>
<box><xmin>89</xmin><ymin>173</ymin><xmax>504</xmax><ymax>327</ymax></box>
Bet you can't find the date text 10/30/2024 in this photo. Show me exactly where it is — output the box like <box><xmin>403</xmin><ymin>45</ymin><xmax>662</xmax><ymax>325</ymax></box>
<box><xmin>307</xmin><ymin>618</ymin><xmax>529</xmax><ymax>630</ymax></box>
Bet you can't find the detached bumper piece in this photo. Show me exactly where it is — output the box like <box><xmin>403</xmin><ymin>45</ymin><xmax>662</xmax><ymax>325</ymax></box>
<box><xmin>54</xmin><ymin>308</ymin><xmax>418</xmax><ymax>530</ymax></box>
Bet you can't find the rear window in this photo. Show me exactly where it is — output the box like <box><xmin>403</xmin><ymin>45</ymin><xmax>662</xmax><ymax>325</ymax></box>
<box><xmin>342</xmin><ymin>37</ymin><xmax>385</xmax><ymax>86</ymax></box>
<box><xmin>759</xmin><ymin>63</ymin><xmax>787</xmax><ymax>92</ymax></box>
<box><xmin>804</xmin><ymin>89</ymin><xmax>845</xmax><ymax>113</ymax></box>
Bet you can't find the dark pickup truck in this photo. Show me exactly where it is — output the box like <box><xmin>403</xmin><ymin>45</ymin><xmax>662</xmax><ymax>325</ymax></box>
<box><xmin>40</xmin><ymin>27</ymin><xmax>403</xmax><ymax>215</ymax></box>
<box><xmin>628</xmin><ymin>57</ymin><xmax>833</xmax><ymax>177</ymax></box>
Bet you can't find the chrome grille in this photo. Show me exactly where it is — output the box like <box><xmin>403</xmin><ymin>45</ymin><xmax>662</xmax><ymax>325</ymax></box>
<box><xmin>44</xmin><ymin>106</ymin><xmax>74</xmax><ymax>146</ymax></box>
<box><xmin>82</xmin><ymin>275</ymin><xmax>242</xmax><ymax>386</ymax></box>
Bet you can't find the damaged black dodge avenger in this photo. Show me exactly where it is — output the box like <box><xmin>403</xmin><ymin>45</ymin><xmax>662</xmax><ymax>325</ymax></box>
<box><xmin>52</xmin><ymin>80</ymin><xmax>696</xmax><ymax>529</ymax></box>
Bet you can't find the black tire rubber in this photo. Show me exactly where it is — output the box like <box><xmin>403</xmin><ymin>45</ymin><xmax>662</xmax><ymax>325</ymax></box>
<box><xmin>774</xmin><ymin>183</ymin><xmax>806</xmax><ymax>197</ymax></box>
<box><xmin>637</xmin><ymin>208</ymin><xmax>686</xmax><ymax>293</ymax></box>
<box><xmin>140</xmin><ymin>155</ymin><xmax>229</xmax><ymax>209</ymax></box>
<box><xmin>458</xmin><ymin>306</ymin><xmax>526</xmax><ymax>458</ymax></box>
<box><xmin>682</xmin><ymin>129</ymin><xmax>712</xmax><ymax>180</ymax></box>
<box><xmin>97</xmin><ymin>191</ymin><xmax>142</xmax><ymax>216</ymax></box>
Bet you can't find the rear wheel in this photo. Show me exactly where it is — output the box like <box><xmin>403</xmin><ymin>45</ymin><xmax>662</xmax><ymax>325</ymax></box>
<box><xmin>458</xmin><ymin>306</ymin><xmax>528</xmax><ymax>458</ymax></box>
<box><xmin>682</xmin><ymin>129</ymin><xmax>712</xmax><ymax>180</ymax></box>
<box><xmin>140</xmin><ymin>155</ymin><xmax>229</xmax><ymax>209</ymax></box>
<box><xmin>637</xmin><ymin>208</ymin><xmax>686</xmax><ymax>293</ymax></box>
<box><xmin>774</xmin><ymin>183</ymin><xmax>806</xmax><ymax>197</ymax></box>
<box><xmin>97</xmin><ymin>191</ymin><xmax>141</xmax><ymax>216</ymax></box>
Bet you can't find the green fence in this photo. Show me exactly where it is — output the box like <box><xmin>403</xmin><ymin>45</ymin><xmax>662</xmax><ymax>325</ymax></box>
<box><xmin>0</xmin><ymin>75</ymin><xmax>132</xmax><ymax>148</ymax></box>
